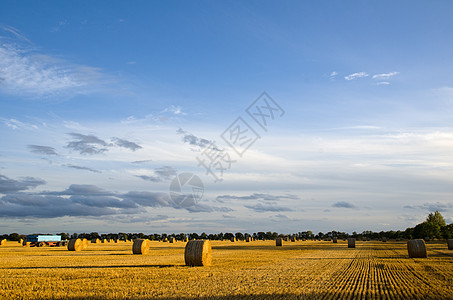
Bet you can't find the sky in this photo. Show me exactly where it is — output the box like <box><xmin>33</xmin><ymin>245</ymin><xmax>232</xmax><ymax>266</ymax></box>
<box><xmin>1</xmin><ymin>1</ymin><xmax>452</xmax><ymax>235</ymax></box>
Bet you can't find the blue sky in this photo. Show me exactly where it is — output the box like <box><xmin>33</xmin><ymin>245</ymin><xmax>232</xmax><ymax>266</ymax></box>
<box><xmin>1</xmin><ymin>1</ymin><xmax>452</xmax><ymax>235</ymax></box>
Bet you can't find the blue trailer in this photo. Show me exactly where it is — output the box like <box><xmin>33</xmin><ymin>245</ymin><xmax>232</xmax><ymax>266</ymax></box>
<box><xmin>26</xmin><ymin>235</ymin><xmax>67</xmax><ymax>247</ymax></box>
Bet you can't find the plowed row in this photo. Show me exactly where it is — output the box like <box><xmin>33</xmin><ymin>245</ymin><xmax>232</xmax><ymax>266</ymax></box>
<box><xmin>0</xmin><ymin>240</ymin><xmax>451</xmax><ymax>299</ymax></box>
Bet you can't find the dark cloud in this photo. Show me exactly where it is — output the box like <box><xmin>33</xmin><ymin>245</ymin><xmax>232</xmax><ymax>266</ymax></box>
<box><xmin>136</xmin><ymin>166</ymin><xmax>177</xmax><ymax>183</ymax></box>
<box><xmin>66</xmin><ymin>133</ymin><xmax>109</xmax><ymax>155</ymax></box>
<box><xmin>48</xmin><ymin>184</ymin><xmax>115</xmax><ymax>196</ymax></box>
<box><xmin>63</xmin><ymin>164</ymin><xmax>101</xmax><ymax>173</ymax></box>
<box><xmin>70</xmin><ymin>195</ymin><xmax>137</xmax><ymax>209</ymax></box>
<box><xmin>28</xmin><ymin>145</ymin><xmax>58</xmax><ymax>156</ymax></box>
<box><xmin>332</xmin><ymin>201</ymin><xmax>357</xmax><ymax>209</ymax></box>
<box><xmin>121</xmin><ymin>191</ymin><xmax>174</xmax><ymax>208</ymax></box>
<box><xmin>131</xmin><ymin>160</ymin><xmax>152</xmax><ymax>164</ymax></box>
<box><xmin>403</xmin><ymin>202</ymin><xmax>452</xmax><ymax>212</ymax></box>
<box><xmin>0</xmin><ymin>177</ymin><xmax>225</xmax><ymax>218</ymax></box>
<box><xmin>135</xmin><ymin>175</ymin><xmax>161</xmax><ymax>182</ymax></box>
<box><xmin>244</xmin><ymin>203</ymin><xmax>292</xmax><ymax>213</ymax></box>
<box><xmin>216</xmin><ymin>193</ymin><xmax>299</xmax><ymax>203</ymax></box>
<box><xmin>176</xmin><ymin>128</ymin><xmax>211</xmax><ymax>148</ymax></box>
<box><xmin>0</xmin><ymin>175</ymin><xmax>46</xmax><ymax>193</ymax></box>
<box><xmin>112</xmin><ymin>137</ymin><xmax>142</xmax><ymax>151</ymax></box>
<box><xmin>0</xmin><ymin>193</ymin><xmax>118</xmax><ymax>218</ymax></box>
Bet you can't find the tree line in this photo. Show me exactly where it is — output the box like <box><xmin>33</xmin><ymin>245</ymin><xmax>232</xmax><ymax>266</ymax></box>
<box><xmin>2</xmin><ymin>211</ymin><xmax>452</xmax><ymax>242</ymax></box>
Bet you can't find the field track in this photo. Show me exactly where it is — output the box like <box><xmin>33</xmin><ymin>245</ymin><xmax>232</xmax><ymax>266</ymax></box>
<box><xmin>0</xmin><ymin>240</ymin><xmax>452</xmax><ymax>299</ymax></box>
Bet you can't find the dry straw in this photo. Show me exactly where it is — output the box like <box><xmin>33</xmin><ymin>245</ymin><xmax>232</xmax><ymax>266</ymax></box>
<box><xmin>82</xmin><ymin>238</ymin><xmax>89</xmax><ymax>250</ymax></box>
<box><xmin>132</xmin><ymin>239</ymin><xmax>150</xmax><ymax>255</ymax></box>
<box><xmin>276</xmin><ymin>238</ymin><xmax>282</xmax><ymax>247</ymax></box>
<box><xmin>447</xmin><ymin>239</ymin><xmax>453</xmax><ymax>250</ymax></box>
<box><xmin>184</xmin><ymin>240</ymin><xmax>212</xmax><ymax>267</ymax></box>
<box><xmin>407</xmin><ymin>239</ymin><xmax>427</xmax><ymax>258</ymax></box>
<box><xmin>348</xmin><ymin>238</ymin><xmax>356</xmax><ymax>248</ymax></box>
<box><xmin>68</xmin><ymin>239</ymin><xmax>83</xmax><ymax>251</ymax></box>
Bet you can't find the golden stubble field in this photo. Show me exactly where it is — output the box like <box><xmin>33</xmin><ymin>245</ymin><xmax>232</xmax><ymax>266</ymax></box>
<box><xmin>0</xmin><ymin>240</ymin><xmax>452</xmax><ymax>299</ymax></box>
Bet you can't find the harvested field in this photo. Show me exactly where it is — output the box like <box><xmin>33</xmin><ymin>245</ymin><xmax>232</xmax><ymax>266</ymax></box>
<box><xmin>0</xmin><ymin>240</ymin><xmax>452</xmax><ymax>299</ymax></box>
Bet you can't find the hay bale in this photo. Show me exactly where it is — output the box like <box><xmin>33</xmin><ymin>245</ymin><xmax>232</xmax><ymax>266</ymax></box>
<box><xmin>407</xmin><ymin>239</ymin><xmax>427</xmax><ymax>258</ymax></box>
<box><xmin>276</xmin><ymin>238</ymin><xmax>282</xmax><ymax>247</ymax></box>
<box><xmin>184</xmin><ymin>240</ymin><xmax>212</xmax><ymax>266</ymax></box>
<box><xmin>0</xmin><ymin>239</ymin><xmax>6</xmax><ymax>245</ymax></box>
<box><xmin>82</xmin><ymin>238</ymin><xmax>89</xmax><ymax>250</ymax></box>
<box><xmin>91</xmin><ymin>238</ymin><xmax>100</xmax><ymax>243</ymax></box>
<box><xmin>68</xmin><ymin>239</ymin><xmax>83</xmax><ymax>251</ymax></box>
<box><xmin>132</xmin><ymin>239</ymin><xmax>150</xmax><ymax>255</ymax></box>
<box><xmin>169</xmin><ymin>237</ymin><xmax>175</xmax><ymax>243</ymax></box>
<box><xmin>348</xmin><ymin>238</ymin><xmax>356</xmax><ymax>248</ymax></box>
<box><xmin>333</xmin><ymin>237</ymin><xmax>337</xmax><ymax>243</ymax></box>
<box><xmin>447</xmin><ymin>239</ymin><xmax>453</xmax><ymax>250</ymax></box>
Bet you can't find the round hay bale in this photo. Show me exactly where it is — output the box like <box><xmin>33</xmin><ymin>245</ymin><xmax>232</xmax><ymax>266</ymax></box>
<box><xmin>447</xmin><ymin>239</ymin><xmax>453</xmax><ymax>250</ymax></box>
<box><xmin>407</xmin><ymin>239</ymin><xmax>427</xmax><ymax>258</ymax></box>
<box><xmin>132</xmin><ymin>239</ymin><xmax>150</xmax><ymax>255</ymax></box>
<box><xmin>348</xmin><ymin>238</ymin><xmax>356</xmax><ymax>248</ymax></box>
<box><xmin>333</xmin><ymin>237</ymin><xmax>337</xmax><ymax>243</ymax></box>
<box><xmin>91</xmin><ymin>238</ymin><xmax>100</xmax><ymax>243</ymax></box>
<box><xmin>68</xmin><ymin>239</ymin><xmax>83</xmax><ymax>251</ymax></box>
<box><xmin>0</xmin><ymin>239</ymin><xmax>6</xmax><ymax>245</ymax></box>
<box><xmin>82</xmin><ymin>238</ymin><xmax>89</xmax><ymax>250</ymax></box>
<box><xmin>184</xmin><ymin>240</ymin><xmax>212</xmax><ymax>267</ymax></box>
<box><xmin>276</xmin><ymin>238</ymin><xmax>282</xmax><ymax>247</ymax></box>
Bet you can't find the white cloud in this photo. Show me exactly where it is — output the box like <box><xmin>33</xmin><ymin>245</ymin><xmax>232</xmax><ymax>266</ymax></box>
<box><xmin>375</xmin><ymin>81</ymin><xmax>390</xmax><ymax>85</ymax></box>
<box><xmin>0</xmin><ymin>27</ymin><xmax>105</xmax><ymax>99</ymax></box>
<box><xmin>372</xmin><ymin>72</ymin><xmax>399</xmax><ymax>80</ymax></box>
<box><xmin>344</xmin><ymin>72</ymin><xmax>369</xmax><ymax>80</ymax></box>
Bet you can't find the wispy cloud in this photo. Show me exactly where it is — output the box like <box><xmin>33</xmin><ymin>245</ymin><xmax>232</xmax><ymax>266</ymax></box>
<box><xmin>135</xmin><ymin>166</ymin><xmax>177</xmax><ymax>182</ymax></box>
<box><xmin>403</xmin><ymin>202</ymin><xmax>452</xmax><ymax>212</ymax></box>
<box><xmin>0</xmin><ymin>174</ymin><xmax>46</xmax><ymax>193</ymax></box>
<box><xmin>63</xmin><ymin>164</ymin><xmax>101</xmax><ymax>173</ymax></box>
<box><xmin>66</xmin><ymin>133</ymin><xmax>110</xmax><ymax>155</ymax></box>
<box><xmin>111</xmin><ymin>137</ymin><xmax>142</xmax><ymax>151</ymax></box>
<box><xmin>0</xmin><ymin>26</ymin><xmax>105</xmax><ymax>99</ymax></box>
<box><xmin>372</xmin><ymin>72</ymin><xmax>399</xmax><ymax>80</ymax></box>
<box><xmin>176</xmin><ymin>128</ymin><xmax>211</xmax><ymax>149</ymax></box>
<box><xmin>244</xmin><ymin>203</ymin><xmax>293</xmax><ymax>213</ymax></box>
<box><xmin>344</xmin><ymin>72</ymin><xmax>369</xmax><ymax>80</ymax></box>
<box><xmin>28</xmin><ymin>145</ymin><xmax>59</xmax><ymax>156</ymax></box>
<box><xmin>332</xmin><ymin>201</ymin><xmax>357</xmax><ymax>209</ymax></box>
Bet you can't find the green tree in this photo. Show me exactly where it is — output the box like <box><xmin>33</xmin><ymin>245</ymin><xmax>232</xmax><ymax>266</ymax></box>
<box><xmin>426</xmin><ymin>211</ymin><xmax>446</xmax><ymax>227</ymax></box>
